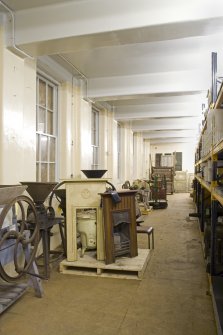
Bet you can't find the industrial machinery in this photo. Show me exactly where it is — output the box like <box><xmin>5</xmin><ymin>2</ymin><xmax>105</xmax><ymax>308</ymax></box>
<box><xmin>20</xmin><ymin>182</ymin><xmax>66</xmax><ymax>279</ymax></box>
<box><xmin>54</xmin><ymin>188</ymin><xmax>66</xmax><ymax>217</ymax></box>
<box><xmin>151</xmin><ymin>166</ymin><xmax>174</xmax><ymax>194</ymax></box>
<box><xmin>0</xmin><ymin>185</ymin><xmax>43</xmax><ymax>314</ymax></box>
<box><xmin>149</xmin><ymin>175</ymin><xmax>168</xmax><ymax>209</ymax></box>
<box><xmin>76</xmin><ymin>208</ymin><xmax>97</xmax><ymax>257</ymax></box>
<box><xmin>48</xmin><ymin>171</ymin><xmax>115</xmax><ymax>259</ymax></box>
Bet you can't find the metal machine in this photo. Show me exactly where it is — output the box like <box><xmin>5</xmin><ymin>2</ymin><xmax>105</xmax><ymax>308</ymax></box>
<box><xmin>149</xmin><ymin>175</ymin><xmax>168</xmax><ymax>209</ymax></box>
<box><xmin>0</xmin><ymin>185</ymin><xmax>43</xmax><ymax>314</ymax></box>
<box><xmin>49</xmin><ymin>171</ymin><xmax>115</xmax><ymax>259</ymax></box>
<box><xmin>20</xmin><ymin>182</ymin><xmax>66</xmax><ymax>278</ymax></box>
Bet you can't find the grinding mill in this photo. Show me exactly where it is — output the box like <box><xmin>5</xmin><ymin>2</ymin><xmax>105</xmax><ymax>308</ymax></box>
<box><xmin>20</xmin><ymin>182</ymin><xmax>66</xmax><ymax>279</ymax></box>
<box><xmin>0</xmin><ymin>185</ymin><xmax>43</xmax><ymax>313</ymax></box>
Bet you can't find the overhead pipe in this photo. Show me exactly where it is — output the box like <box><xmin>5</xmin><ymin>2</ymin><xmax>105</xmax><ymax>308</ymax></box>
<box><xmin>0</xmin><ymin>0</ymin><xmax>33</xmax><ymax>59</ymax></box>
<box><xmin>58</xmin><ymin>54</ymin><xmax>109</xmax><ymax>110</ymax></box>
<box><xmin>58</xmin><ymin>54</ymin><xmax>91</xmax><ymax>102</ymax></box>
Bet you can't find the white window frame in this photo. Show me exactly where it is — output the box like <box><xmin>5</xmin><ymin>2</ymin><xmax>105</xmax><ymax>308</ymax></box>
<box><xmin>117</xmin><ymin>123</ymin><xmax>121</xmax><ymax>180</ymax></box>
<box><xmin>91</xmin><ymin>108</ymin><xmax>99</xmax><ymax>169</ymax></box>
<box><xmin>36</xmin><ymin>74</ymin><xmax>58</xmax><ymax>182</ymax></box>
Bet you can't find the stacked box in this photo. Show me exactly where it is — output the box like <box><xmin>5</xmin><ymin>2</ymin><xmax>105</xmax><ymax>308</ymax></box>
<box><xmin>202</xmin><ymin>160</ymin><xmax>212</xmax><ymax>183</ymax></box>
<box><xmin>212</xmin><ymin>109</ymin><xmax>223</xmax><ymax>146</ymax></box>
<box><xmin>187</xmin><ymin>173</ymin><xmax>194</xmax><ymax>192</ymax></box>
<box><xmin>201</xmin><ymin>109</ymin><xmax>213</xmax><ymax>157</ymax></box>
<box><xmin>174</xmin><ymin>171</ymin><xmax>187</xmax><ymax>193</ymax></box>
<box><xmin>174</xmin><ymin>171</ymin><xmax>194</xmax><ymax>193</ymax></box>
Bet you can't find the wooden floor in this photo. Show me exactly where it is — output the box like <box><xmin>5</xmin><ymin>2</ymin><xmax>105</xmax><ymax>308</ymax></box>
<box><xmin>0</xmin><ymin>193</ymin><xmax>217</xmax><ymax>335</ymax></box>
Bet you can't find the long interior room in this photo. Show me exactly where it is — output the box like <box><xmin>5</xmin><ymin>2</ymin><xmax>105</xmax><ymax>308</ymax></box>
<box><xmin>0</xmin><ymin>1</ymin><xmax>223</xmax><ymax>334</ymax></box>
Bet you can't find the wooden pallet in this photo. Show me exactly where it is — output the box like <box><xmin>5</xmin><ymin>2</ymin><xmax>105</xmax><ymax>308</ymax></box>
<box><xmin>59</xmin><ymin>249</ymin><xmax>151</xmax><ymax>280</ymax></box>
<box><xmin>0</xmin><ymin>281</ymin><xmax>28</xmax><ymax>314</ymax></box>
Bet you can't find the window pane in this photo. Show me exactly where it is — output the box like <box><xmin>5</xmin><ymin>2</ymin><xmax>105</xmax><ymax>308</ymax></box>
<box><xmin>36</xmin><ymin>75</ymin><xmax>57</xmax><ymax>183</ymax></box>
<box><xmin>49</xmin><ymin>137</ymin><xmax>55</xmax><ymax>162</ymax></box>
<box><xmin>91</xmin><ymin>130</ymin><xmax>94</xmax><ymax>145</ymax></box>
<box><xmin>47</xmin><ymin>110</ymin><xmax>53</xmax><ymax>135</ymax></box>
<box><xmin>41</xmin><ymin>163</ymin><xmax>48</xmax><ymax>182</ymax></box>
<box><xmin>49</xmin><ymin>163</ymin><xmax>55</xmax><ymax>182</ymax></box>
<box><xmin>36</xmin><ymin>134</ymin><xmax>39</xmax><ymax>160</ymax></box>
<box><xmin>37</xmin><ymin>107</ymin><xmax>45</xmax><ymax>132</ymax></box>
<box><xmin>40</xmin><ymin>135</ymin><xmax>48</xmax><ymax>162</ymax></box>
<box><xmin>91</xmin><ymin>110</ymin><xmax>99</xmax><ymax>146</ymax></box>
<box><xmin>48</xmin><ymin>85</ymin><xmax>53</xmax><ymax>110</ymax></box>
<box><xmin>95</xmin><ymin>147</ymin><xmax>98</xmax><ymax>165</ymax></box>
<box><xmin>91</xmin><ymin>109</ymin><xmax>99</xmax><ymax>168</ymax></box>
<box><xmin>39</xmin><ymin>79</ymin><xmax>46</xmax><ymax>107</ymax></box>
<box><xmin>175</xmin><ymin>152</ymin><xmax>182</xmax><ymax>171</ymax></box>
<box><xmin>92</xmin><ymin>146</ymin><xmax>99</xmax><ymax>168</ymax></box>
<box><xmin>117</xmin><ymin>124</ymin><xmax>121</xmax><ymax>179</ymax></box>
<box><xmin>36</xmin><ymin>163</ymin><xmax>40</xmax><ymax>181</ymax></box>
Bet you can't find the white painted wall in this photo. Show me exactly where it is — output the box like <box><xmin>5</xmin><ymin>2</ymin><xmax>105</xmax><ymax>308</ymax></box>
<box><xmin>115</xmin><ymin>122</ymin><xmax>134</xmax><ymax>189</ymax></box>
<box><xmin>0</xmin><ymin>27</ymin><xmax>36</xmax><ymax>184</ymax></box>
<box><xmin>133</xmin><ymin>132</ymin><xmax>144</xmax><ymax>180</ymax></box>
<box><xmin>59</xmin><ymin>81</ymin><xmax>92</xmax><ymax>180</ymax></box>
<box><xmin>112</xmin><ymin>119</ymin><xmax>118</xmax><ymax>183</ymax></box>
<box><xmin>99</xmin><ymin>108</ymin><xmax>116</xmax><ymax>181</ymax></box>
<box><xmin>150</xmin><ymin>142</ymin><xmax>195</xmax><ymax>173</ymax></box>
<box><xmin>143</xmin><ymin>139</ymin><xmax>151</xmax><ymax>179</ymax></box>
<box><xmin>58</xmin><ymin>81</ymin><xmax>74</xmax><ymax>179</ymax></box>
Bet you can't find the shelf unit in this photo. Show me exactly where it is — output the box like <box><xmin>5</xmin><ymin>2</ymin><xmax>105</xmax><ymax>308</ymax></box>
<box><xmin>194</xmin><ymin>53</ymin><xmax>223</xmax><ymax>335</ymax></box>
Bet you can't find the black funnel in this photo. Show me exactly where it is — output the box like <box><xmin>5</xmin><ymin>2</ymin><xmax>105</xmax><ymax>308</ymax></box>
<box><xmin>0</xmin><ymin>185</ymin><xmax>27</xmax><ymax>205</ymax></box>
<box><xmin>20</xmin><ymin>182</ymin><xmax>57</xmax><ymax>204</ymax></box>
<box><xmin>54</xmin><ymin>189</ymin><xmax>66</xmax><ymax>216</ymax></box>
<box><xmin>81</xmin><ymin>169</ymin><xmax>107</xmax><ymax>178</ymax></box>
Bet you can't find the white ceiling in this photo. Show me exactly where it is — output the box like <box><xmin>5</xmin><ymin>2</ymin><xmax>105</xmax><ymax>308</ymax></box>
<box><xmin>1</xmin><ymin>0</ymin><xmax>223</xmax><ymax>144</ymax></box>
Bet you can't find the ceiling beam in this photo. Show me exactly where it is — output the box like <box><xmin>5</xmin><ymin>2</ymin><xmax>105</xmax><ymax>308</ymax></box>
<box><xmin>131</xmin><ymin>117</ymin><xmax>200</xmax><ymax>131</ymax></box>
<box><xmin>142</xmin><ymin>130</ymin><xmax>198</xmax><ymax>139</ymax></box>
<box><xmin>88</xmin><ymin>71</ymin><xmax>209</xmax><ymax>100</ymax></box>
<box><xmin>115</xmin><ymin>103</ymin><xmax>202</xmax><ymax>120</ymax></box>
<box><xmin>149</xmin><ymin>137</ymin><xmax>197</xmax><ymax>144</ymax></box>
<box><xmin>5</xmin><ymin>0</ymin><xmax>223</xmax><ymax>56</ymax></box>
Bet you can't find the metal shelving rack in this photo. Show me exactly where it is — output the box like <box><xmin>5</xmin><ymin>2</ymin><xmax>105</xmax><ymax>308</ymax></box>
<box><xmin>194</xmin><ymin>52</ymin><xmax>223</xmax><ymax>335</ymax></box>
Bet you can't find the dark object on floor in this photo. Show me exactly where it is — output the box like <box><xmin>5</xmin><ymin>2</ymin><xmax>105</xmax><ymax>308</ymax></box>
<box><xmin>189</xmin><ymin>213</ymin><xmax>201</xmax><ymax>217</ymax></box>
<box><xmin>149</xmin><ymin>200</ymin><xmax>168</xmax><ymax>209</ymax></box>
<box><xmin>136</xmin><ymin>226</ymin><xmax>154</xmax><ymax>249</ymax></box>
<box><xmin>136</xmin><ymin>217</ymin><xmax>144</xmax><ymax>226</ymax></box>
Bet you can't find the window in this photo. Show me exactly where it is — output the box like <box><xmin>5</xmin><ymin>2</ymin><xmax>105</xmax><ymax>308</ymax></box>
<box><xmin>175</xmin><ymin>152</ymin><xmax>182</xmax><ymax>171</ymax></box>
<box><xmin>117</xmin><ymin>123</ymin><xmax>121</xmax><ymax>179</ymax></box>
<box><xmin>91</xmin><ymin>108</ymin><xmax>99</xmax><ymax>169</ymax></box>
<box><xmin>36</xmin><ymin>75</ymin><xmax>58</xmax><ymax>182</ymax></box>
<box><xmin>155</xmin><ymin>153</ymin><xmax>162</xmax><ymax>167</ymax></box>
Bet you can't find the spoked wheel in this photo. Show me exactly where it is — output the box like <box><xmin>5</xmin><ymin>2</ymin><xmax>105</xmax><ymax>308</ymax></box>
<box><xmin>0</xmin><ymin>195</ymin><xmax>39</xmax><ymax>282</ymax></box>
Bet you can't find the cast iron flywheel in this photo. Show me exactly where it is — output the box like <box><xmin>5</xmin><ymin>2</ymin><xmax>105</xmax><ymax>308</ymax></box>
<box><xmin>0</xmin><ymin>195</ymin><xmax>40</xmax><ymax>282</ymax></box>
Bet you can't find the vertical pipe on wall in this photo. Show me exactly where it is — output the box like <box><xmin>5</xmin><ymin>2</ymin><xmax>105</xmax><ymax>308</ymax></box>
<box><xmin>70</xmin><ymin>75</ymin><xmax>75</xmax><ymax>178</ymax></box>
